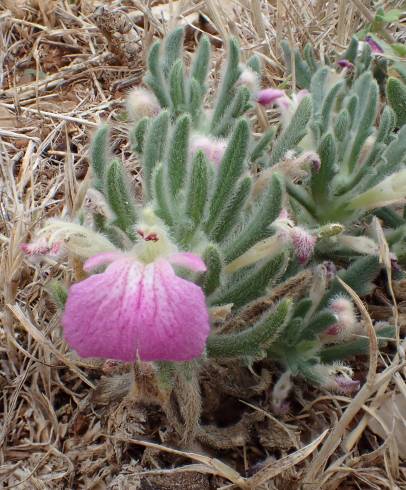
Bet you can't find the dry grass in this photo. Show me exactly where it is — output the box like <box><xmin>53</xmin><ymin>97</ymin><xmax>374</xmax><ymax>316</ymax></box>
<box><xmin>1</xmin><ymin>1</ymin><xmax>405</xmax><ymax>488</ymax></box>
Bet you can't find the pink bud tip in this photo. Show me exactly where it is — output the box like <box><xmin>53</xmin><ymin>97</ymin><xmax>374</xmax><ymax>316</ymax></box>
<box><xmin>325</xmin><ymin>323</ymin><xmax>342</xmax><ymax>336</ymax></box>
<box><xmin>337</xmin><ymin>59</ymin><xmax>354</xmax><ymax>69</ymax></box>
<box><xmin>20</xmin><ymin>239</ymin><xmax>62</xmax><ymax>257</ymax></box>
<box><xmin>365</xmin><ymin>36</ymin><xmax>384</xmax><ymax>54</ymax></box>
<box><xmin>323</xmin><ymin>261</ymin><xmax>337</xmax><ymax>280</ymax></box>
<box><xmin>290</xmin><ymin>227</ymin><xmax>317</xmax><ymax>265</ymax></box>
<box><xmin>335</xmin><ymin>375</ymin><xmax>360</xmax><ymax>394</ymax></box>
<box><xmin>256</xmin><ymin>88</ymin><xmax>285</xmax><ymax>107</ymax></box>
<box><xmin>310</xmin><ymin>155</ymin><xmax>321</xmax><ymax>172</ymax></box>
<box><xmin>190</xmin><ymin>135</ymin><xmax>228</xmax><ymax>166</ymax></box>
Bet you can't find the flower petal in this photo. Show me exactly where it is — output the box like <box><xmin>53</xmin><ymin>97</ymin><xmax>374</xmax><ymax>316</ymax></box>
<box><xmin>63</xmin><ymin>257</ymin><xmax>210</xmax><ymax>362</ymax></box>
<box><xmin>169</xmin><ymin>252</ymin><xmax>207</xmax><ymax>272</ymax></box>
<box><xmin>84</xmin><ymin>252</ymin><xmax>125</xmax><ymax>272</ymax></box>
<box><xmin>256</xmin><ymin>88</ymin><xmax>285</xmax><ymax>106</ymax></box>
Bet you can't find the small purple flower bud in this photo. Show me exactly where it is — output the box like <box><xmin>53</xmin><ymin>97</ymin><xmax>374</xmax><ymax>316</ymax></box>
<box><xmin>256</xmin><ymin>88</ymin><xmax>285</xmax><ymax>106</ymax></box>
<box><xmin>337</xmin><ymin>59</ymin><xmax>354</xmax><ymax>69</ymax></box>
<box><xmin>365</xmin><ymin>36</ymin><xmax>384</xmax><ymax>54</ymax></box>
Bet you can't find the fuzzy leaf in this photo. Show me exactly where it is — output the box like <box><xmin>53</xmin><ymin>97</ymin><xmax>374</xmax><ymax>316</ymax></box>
<box><xmin>185</xmin><ymin>150</ymin><xmax>209</xmax><ymax>228</ymax></box>
<box><xmin>210</xmin><ymin>38</ymin><xmax>241</xmax><ymax>131</ymax></box>
<box><xmin>210</xmin><ymin>254</ymin><xmax>286</xmax><ymax>308</ymax></box>
<box><xmin>225</xmin><ymin>174</ymin><xmax>283</xmax><ymax>263</ymax></box>
<box><xmin>191</xmin><ymin>35</ymin><xmax>211</xmax><ymax>90</ymax></box>
<box><xmin>206</xmin><ymin>119</ymin><xmax>249</xmax><ymax>230</ymax></box>
<box><xmin>91</xmin><ymin>125</ymin><xmax>110</xmax><ymax>190</ymax></box>
<box><xmin>162</xmin><ymin>27</ymin><xmax>184</xmax><ymax>80</ymax></box>
<box><xmin>269</xmin><ymin>96</ymin><xmax>312</xmax><ymax>165</ymax></box>
<box><xmin>169</xmin><ymin>59</ymin><xmax>186</xmax><ymax>114</ymax></box>
<box><xmin>202</xmin><ymin>244</ymin><xmax>222</xmax><ymax>295</ymax></box>
<box><xmin>210</xmin><ymin>176</ymin><xmax>252</xmax><ymax>243</ymax></box>
<box><xmin>387</xmin><ymin>77</ymin><xmax>406</xmax><ymax>128</ymax></box>
<box><xmin>207</xmin><ymin>299</ymin><xmax>291</xmax><ymax>358</ymax></box>
<box><xmin>143</xmin><ymin>110</ymin><xmax>170</xmax><ymax>199</ymax></box>
<box><xmin>167</xmin><ymin>114</ymin><xmax>191</xmax><ymax>198</ymax></box>
<box><xmin>105</xmin><ymin>160</ymin><xmax>137</xmax><ymax>238</ymax></box>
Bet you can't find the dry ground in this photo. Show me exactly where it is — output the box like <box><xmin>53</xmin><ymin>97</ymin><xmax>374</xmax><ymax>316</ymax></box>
<box><xmin>0</xmin><ymin>1</ymin><xmax>405</xmax><ymax>488</ymax></box>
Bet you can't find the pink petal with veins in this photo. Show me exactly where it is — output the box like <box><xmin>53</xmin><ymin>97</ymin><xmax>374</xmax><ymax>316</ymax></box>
<box><xmin>63</xmin><ymin>257</ymin><xmax>210</xmax><ymax>362</ymax></box>
<box><xmin>169</xmin><ymin>252</ymin><xmax>207</xmax><ymax>272</ymax></box>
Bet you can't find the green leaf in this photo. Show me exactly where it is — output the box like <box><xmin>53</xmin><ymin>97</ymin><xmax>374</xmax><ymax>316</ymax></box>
<box><xmin>152</xmin><ymin>164</ymin><xmax>173</xmax><ymax>227</ymax></box>
<box><xmin>167</xmin><ymin>114</ymin><xmax>191</xmax><ymax>199</ymax></box>
<box><xmin>210</xmin><ymin>176</ymin><xmax>252</xmax><ymax>243</ymax></box>
<box><xmin>210</xmin><ymin>254</ymin><xmax>286</xmax><ymax>308</ymax></box>
<box><xmin>191</xmin><ymin>35</ymin><xmax>211</xmax><ymax>90</ymax></box>
<box><xmin>169</xmin><ymin>59</ymin><xmax>186</xmax><ymax>114</ymax></box>
<box><xmin>269</xmin><ymin>96</ymin><xmax>312</xmax><ymax>165</ymax></box>
<box><xmin>251</xmin><ymin>128</ymin><xmax>275</xmax><ymax>163</ymax></box>
<box><xmin>202</xmin><ymin>244</ymin><xmax>222</xmax><ymax>295</ymax></box>
<box><xmin>91</xmin><ymin>125</ymin><xmax>110</xmax><ymax>190</ymax></box>
<box><xmin>145</xmin><ymin>41</ymin><xmax>170</xmax><ymax>107</ymax></box>
<box><xmin>206</xmin><ymin>119</ymin><xmax>249</xmax><ymax>230</ymax></box>
<box><xmin>185</xmin><ymin>150</ymin><xmax>209</xmax><ymax>228</ymax></box>
<box><xmin>162</xmin><ymin>27</ymin><xmax>184</xmax><ymax>80</ymax></box>
<box><xmin>143</xmin><ymin>110</ymin><xmax>170</xmax><ymax>199</ymax></box>
<box><xmin>320</xmin><ymin>326</ymin><xmax>395</xmax><ymax>362</ymax></box>
<box><xmin>105</xmin><ymin>160</ymin><xmax>137</xmax><ymax>238</ymax></box>
<box><xmin>387</xmin><ymin>77</ymin><xmax>406</xmax><ymax>128</ymax></box>
<box><xmin>131</xmin><ymin>117</ymin><xmax>150</xmax><ymax>154</ymax></box>
<box><xmin>225</xmin><ymin>174</ymin><xmax>283</xmax><ymax>263</ymax></box>
<box><xmin>210</xmin><ymin>38</ymin><xmax>241</xmax><ymax>131</ymax></box>
<box><xmin>207</xmin><ymin>299</ymin><xmax>291</xmax><ymax>358</ymax></box>
<box><xmin>321</xmin><ymin>256</ymin><xmax>381</xmax><ymax>307</ymax></box>
<box><xmin>311</xmin><ymin>133</ymin><xmax>336</xmax><ymax>203</ymax></box>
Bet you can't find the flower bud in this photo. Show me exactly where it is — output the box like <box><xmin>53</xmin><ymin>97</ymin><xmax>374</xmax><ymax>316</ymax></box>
<box><xmin>325</xmin><ymin>296</ymin><xmax>357</xmax><ymax>339</ymax></box>
<box><xmin>337</xmin><ymin>59</ymin><xmax>354</xmax><ymax>69</ymax></box>
<box><xmin>190</xmin><ymin>134</ymin><xmax>228</xmax><ymax>166</ymax></box>
<box><xmin>20</xmin><ymin>237</ymin><xmax>63</xmax><ymax>259</ymax></box>
<box><xmin>311</xmin><ymin>363</ymin><xmax>360</xmax><ymax>394</ymax></box>
<box><xmin>289</xmin><ymin>226</ymin><xmax>316</xmax><ymax>265</ymax></box>
<box><xmin>365</xmin><ymin>36</ymin><xmax>384</xmax><ymax>54</ymax></box>
<box><xmin>271</xmin><ymin>370</ymin><xmax>292</xmax><ymax>414</ymax></box>
<box><xmin>317</xmin><ymin>223</ymin><xmax>344</xmax><ymax>239</ymax></box>
<box><xmin>237</xmin><ymin>65</ymin><xmax>259</xmax><ymax>92</ymax></box>
<box><xmin>256</xmin><ymin>88</ymin><xmax>285</xmax><ymax>107</ymax></box>
<box><xmin>126</xmin><ymin>87</ymin><xmax>160</xmax><ymax>120</ymax></box>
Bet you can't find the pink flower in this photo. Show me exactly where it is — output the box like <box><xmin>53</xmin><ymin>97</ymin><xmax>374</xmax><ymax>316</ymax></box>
<box><xmin>62</xmin><ymin>250</ymin><xmax>210</xmax><ymax>362</ymax></box>
<box><xmin>190</xmin><ymin>134</ymin><xmax>228</xmax><ymax>166</ymax></box>
<box><xmin>256</xmin><ymin>88</ymin><xmax>285</xmax><ymax>106</ymax></box>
